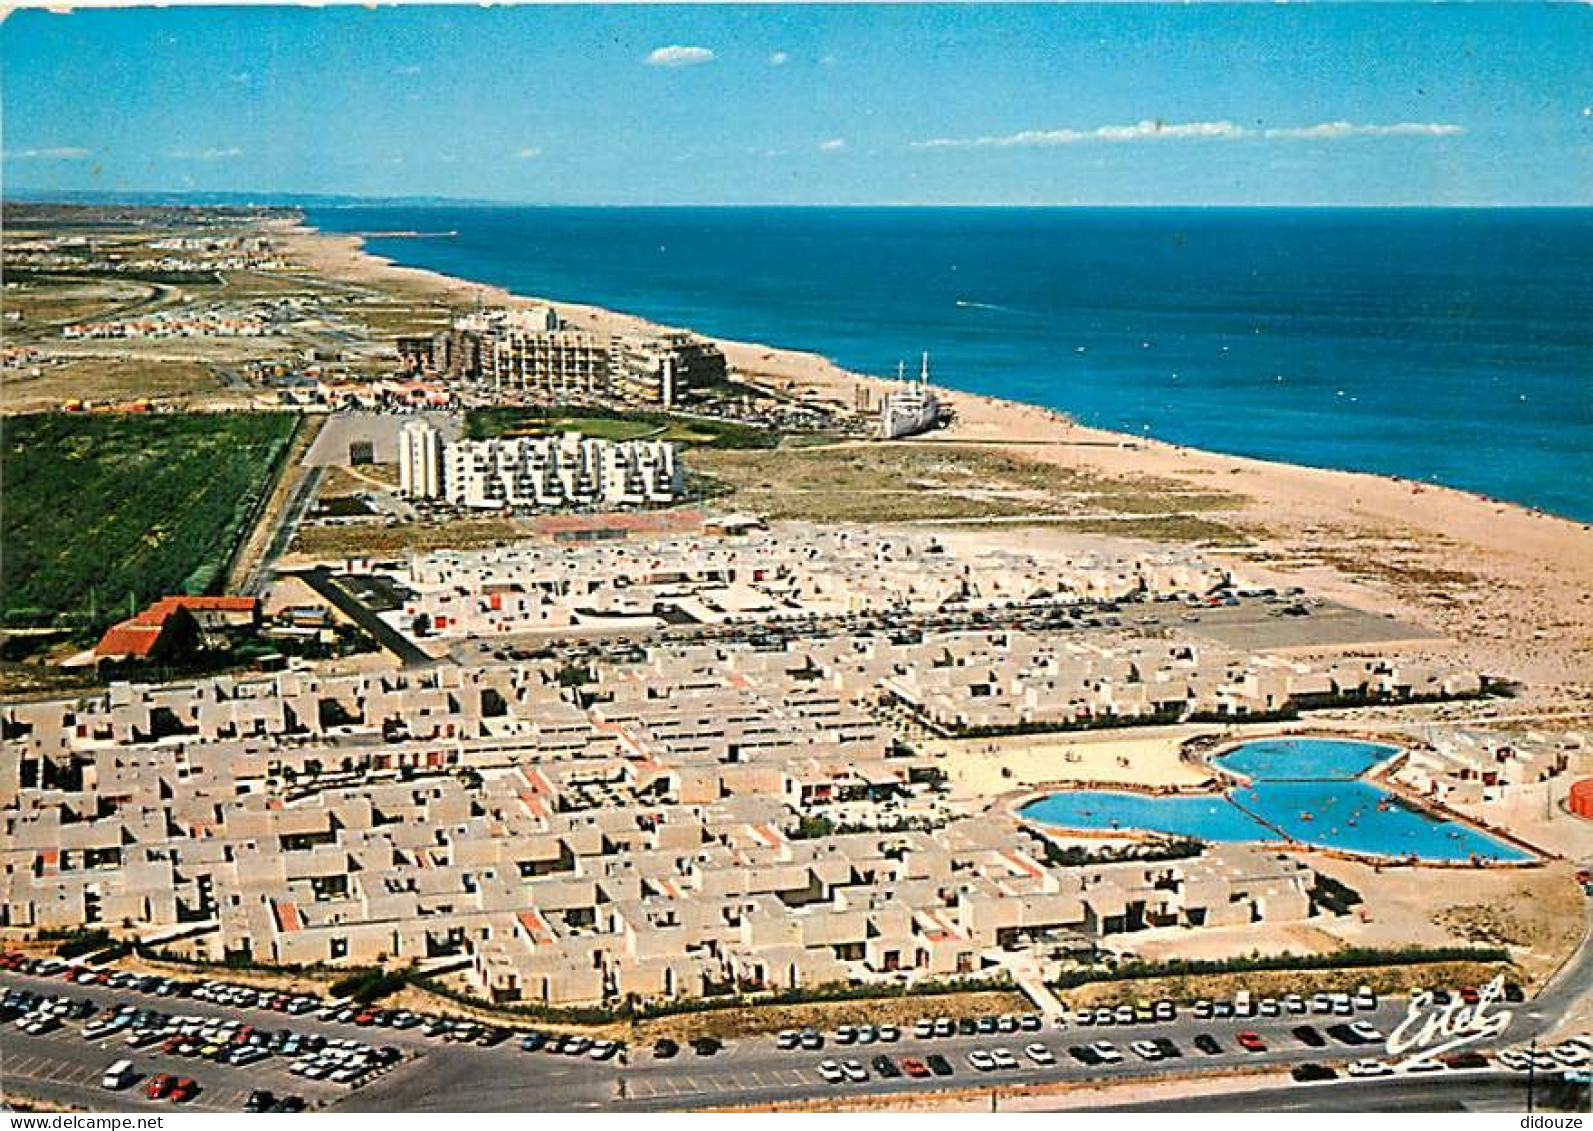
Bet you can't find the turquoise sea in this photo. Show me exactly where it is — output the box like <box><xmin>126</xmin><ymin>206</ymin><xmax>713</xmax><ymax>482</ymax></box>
<box><xmin>305</xmin><ymin>206</ymin><xmax>1593</xmax><ymax>521</ymax></box>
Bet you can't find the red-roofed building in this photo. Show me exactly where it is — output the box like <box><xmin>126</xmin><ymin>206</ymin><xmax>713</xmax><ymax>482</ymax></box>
<box><xmin>91</xmin><ymin>595</ymin><xmax>258</xmax><ymax>663</ymax></box>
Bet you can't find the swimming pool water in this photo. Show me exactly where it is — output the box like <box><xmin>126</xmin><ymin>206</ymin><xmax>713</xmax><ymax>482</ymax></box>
<box><xmin>1021</xmin><ymin>737</ymin><xmax>1531</xmax><ymax>863</ymax></box>
<box><xmin>1215</xmin><ymin>737</ymin><xmax>1396</xmax><ymax>781</ymax></box>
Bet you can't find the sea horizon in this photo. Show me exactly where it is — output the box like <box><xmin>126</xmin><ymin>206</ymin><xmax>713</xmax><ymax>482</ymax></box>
<box><xmin>11</xmin><ymin>191</ymin><xmax>1593</xmax><ymax>211</ymax></box>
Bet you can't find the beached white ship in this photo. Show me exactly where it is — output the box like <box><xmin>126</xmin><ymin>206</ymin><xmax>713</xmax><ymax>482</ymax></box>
<box><xmin>880</xmin><ymin>352</ymin><xmax>944</xmax><ymax>440</ymax></box>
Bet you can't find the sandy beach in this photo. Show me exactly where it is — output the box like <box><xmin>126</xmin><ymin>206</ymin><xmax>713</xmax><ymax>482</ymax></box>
<box><xmin>276</xmin><ymin>220</ymin><xmax>1593</xmax><ymax>713</ymax></box>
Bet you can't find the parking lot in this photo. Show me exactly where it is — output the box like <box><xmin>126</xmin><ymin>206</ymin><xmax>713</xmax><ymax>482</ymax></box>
<box><xmin>3</xmin><ymin>955</ymin><xmax>1589</xmax><ymax>1113</ymax></box>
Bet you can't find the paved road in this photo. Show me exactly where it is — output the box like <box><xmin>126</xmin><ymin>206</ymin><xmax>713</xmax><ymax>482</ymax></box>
<box><xmin>287</xmin><ymin>567</ymin><xmax>440</xmax><ymax>668</ymax></box>
<box><xmin>1099</xmin><ymin>1073</ymin><xmax>1538</xmax><ymax>1113</ymax></box>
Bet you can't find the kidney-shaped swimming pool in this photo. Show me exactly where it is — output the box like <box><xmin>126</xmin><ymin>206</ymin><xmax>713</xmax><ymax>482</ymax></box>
<box><xmin>1019</xmin><ymin>737</ymin><xmax>1531</xmax><ymax>864</ymax></box>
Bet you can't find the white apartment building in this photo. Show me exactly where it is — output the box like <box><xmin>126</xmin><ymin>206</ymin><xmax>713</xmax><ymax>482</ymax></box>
<box><xmin>400</xmin><ymin>420</ymin><xmax>683</xmax><ymax>510</ymax></box>
<box><xmin>398</xmin><ymin>418</ymin><xmax>443</xmax><ymax>498</ymax></box>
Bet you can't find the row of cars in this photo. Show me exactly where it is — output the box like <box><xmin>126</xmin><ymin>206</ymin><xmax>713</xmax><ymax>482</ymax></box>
<box><xmin>2</xmin><ymin>953</ymin><xmax>521</xmax><ymax>1054</ymax></box>
<box><xmin>1497</xmin><ymin>1035</ymin><xmax>1593</xmax><ymax>1074</ymax></box>
<box><xmin>101</xmin><ymin>1057</ymin><xmax>307</xmax><ymax>1112</ymax></box>
<box><xmin>0</xmin><ymin>954</ymin><xmax>326</xmax><ymax>1018</ymax></box>
<box><xmin>818</xmin><ymin>1053</ymin><xmax>956</xmax><ymax>1084</ymax></box>
<box><xmin>775</xmin><ymin>1013</ymin><xmax>1047</xmax><ymax>1051</ymax></box>
<box><xmin>518</xmin><ymin>1030</ymin><xmax>624</xmax><ymax>1061</ymax></box>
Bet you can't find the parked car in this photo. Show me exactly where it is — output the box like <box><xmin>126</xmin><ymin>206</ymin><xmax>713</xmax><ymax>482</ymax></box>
<box><xmin>901</xmin><ymin>1057</ymin><xmax>931</xmax><ymax>1079</ymax></box>
<box><xmin>925</xmin><ymin>1054</ymin><xmax>954</xmax><ymax>1077</ymax></box>
<box><xmin>244</xmin><ymin>1090</ymin><xmax>277</xmax><ymax>1113</ymax></box>
<box><xmin>1347</xmin><ymin>1059</ymin><xmax>1394</xmax><ymax>1078</ymax></box>
<box><xmin>1193</xmin><ymin>1034</ymin><xmax>1223</xmax><ymax>1056</ymax></box>
<box><xmin>1348</xmin><ymin>1021</ymin><xmax>1384</xmax><ymax>1044</ymax></box>
<box><xmin>1292</xmin><ymin>1025</ymin><xmax>1327</xmax><ymax>1048</ymax></box>
<box><xmin>818</xmin><ymin>1059</ymin><xmax>845</xmax><ymax>1084</ymax></box>
<box><xmin>1237</xmin><ymin>1031</ymin><xmax>1267</xmax><ymax>1053</ymax></box>
<box><xmin>1292</xmin><ymin>1063</ymin><xmax>1338</xmax><ymax>1083</ymax></box>
<box><xmin>100</xmin><ymin>1060</ymin><xmax>136</xmax><ymax>1090</ymax></box>
<box><xmin>967</xmin><ymin>1050</ymin><xmax>997</xmax><ymax>1072</ymax></box>
<box><xmin>1026</xmin><ymin>1043</ymin><xmax>1056</xmax><ymax>1065</ymax></box>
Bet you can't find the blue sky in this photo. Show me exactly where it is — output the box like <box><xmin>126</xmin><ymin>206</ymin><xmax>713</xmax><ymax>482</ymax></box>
<box><xmin>4</xmin><ymin>4</ymin><xmax>1590</xmax><ymax>205</ymax></box>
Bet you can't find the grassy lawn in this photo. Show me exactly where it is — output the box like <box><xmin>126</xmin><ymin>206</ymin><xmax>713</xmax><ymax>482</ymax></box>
<box><xmin>1</xmin><ymin>412</ymin><xmax>298</xmax><ymax>637</ymax></box>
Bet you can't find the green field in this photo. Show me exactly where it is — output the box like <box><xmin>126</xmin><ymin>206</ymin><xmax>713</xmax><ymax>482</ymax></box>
<box><xmin>1</xmin><ymin>412</ymin><xmax>297</xmax><ymax>637</ymax></box>
<box><xmin>465</xmin><ymin>405</ymin><xmax>778</xmax><ymax>449</ymax></box>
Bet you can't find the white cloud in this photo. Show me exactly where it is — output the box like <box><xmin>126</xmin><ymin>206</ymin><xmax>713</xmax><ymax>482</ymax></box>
<box><xmin>818</xmin><ymin>138</ymin><xmax>846</xmax><ymax>152</ymax></box>
<box><xmin>168</xmin><ymin>146</ymin><xmax>243</xmax><ymax>161</ymax></box>
<box><xmin>768</xmin><ymin>51</ymin><xmax>789</xmax><ymax>66</ymax></box>
<box><xmin>911</xmin><ymin>118</ymin><xmax>1464</xmax><ymax>150</ymax></box>
<box><xmin>3</xmin><ymin>146</ymin><xmax>90</xmax><ymax>160</ymax></box>
<box><xmin>645</xmin><ymin>44</ymin><xmax>714</xmax><ymax>68</ymax></box>
<box><xmin>1264</xmin><ymin>120</ymin><xmax>1464</xmax><ymax>140</ymax></box>
<box><xmin>513</xmin><ymin>146</ymin><xmax>543</xmax><ymax>160</ymax></box>
<box><xmin>911</xmin><ymin>119</ymin><xmax>1247</xmax><ymax>149</ymax></box>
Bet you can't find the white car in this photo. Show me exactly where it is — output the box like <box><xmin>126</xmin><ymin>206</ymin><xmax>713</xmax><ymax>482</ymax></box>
<box><xmin>100</xmin><ymin>1060</ymin><xmax>136</xmax><ymax>1090</ymax></box>
<box><xmin>1129</xmin><ymin>1040</ymin><xmax>1163</xmax><ymax>1061</ymax></box>
<box><xmin>841</xmin><ymin>1059</ymin><xmax>868</xmax><ymax>1083</ymax></box>
<box><xmin>967</xmin><ymin>1050</ymin><xmax>996</xmax><ymax>1072</ymax></box>
<box><xmin>818</xmin><ymin>1059</ymin><xmax>844</xmax><ymax>1084</ymax></box>
<box><xmin>1090</xmin><ymin>1041</ymin><xmax>1124</xmax><ymax>1064</ymax></box>
<box><xmin>1259</xmin><ymin>998</ymin><xmax>1281</xmax><ymax>1017</ymax></box>
<box><xmin>1074</xmin><ymin>1010</ymin><xmax>1096</xmax><ymax>1027</ymax></box>
<box><xmin>1349</xmin><ymin>1021</ymin><xmax>1384</xmax><ymax>1043</ymax></box>
<box><xmin>990</xmin><ymin>1048</ymin><xmax>1018</xmax><ymax>1070</ymax></box>
<box><xmin>1026</xmin><ymin>1043</ymin><xmax>1056</xmax><ymax>1065</ymax></box>
<box><xmin>1346</xmin><ymin>1059</ymin><xmax>1393</xmax><ymax>1078</ymax></box>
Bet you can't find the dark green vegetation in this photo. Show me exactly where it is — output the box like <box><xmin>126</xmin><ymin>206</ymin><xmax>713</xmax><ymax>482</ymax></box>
<box><xmin>465</xmin><ymin>405</ymin><xmax>778</xmax><ymax>450</ymax></box>
<box><xmin>412</xmin><ymin>970</ymin><xmax>1016</xmax><ymax>1027</ymax></box>
<box><xmin>1</xmin><ymin>412</ymin><xmax>297</xmax><ymax>638</ymax></box>
<box><xmin>1050</xmin><ymin>945</ymin><xmax>1510</xmax><ymax>990</ymax></box>
<box><xmin>330</xmin><ymin>968</ymin><xmax>410</xmax><ymax>1004</ymax></box>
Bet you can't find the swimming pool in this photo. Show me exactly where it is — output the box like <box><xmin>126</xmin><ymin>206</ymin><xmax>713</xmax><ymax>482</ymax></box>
<box><xmin>1019</xmin><ymin>737</ymin><xmax>1532</xmax><ymax>864</ymax></box>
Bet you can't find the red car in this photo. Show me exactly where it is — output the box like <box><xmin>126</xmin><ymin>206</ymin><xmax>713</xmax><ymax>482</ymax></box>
<box><xmin>145</xmin><ymin>1074</ymin><xmax>176</xmax><ymax>1100</ymax></box>
<box><xmin>900</xmin><ymin>1057</ymin><xmax>931</xmax><ymax>1079</ymax></box>
<box><xmin>1237</xmin><ymin>1031</ymin><xmax>1267</xmax><ymax>1053</ymax></box>
<box><xmin>168</xmin><ymin>1078</ymin><xmax>199</xmax><ymax>1104</ymax></box>
<box><xmin>1459</xmin><ymin>986</ymin><xmax>1480</xmax><ymax>1005</ymax></box>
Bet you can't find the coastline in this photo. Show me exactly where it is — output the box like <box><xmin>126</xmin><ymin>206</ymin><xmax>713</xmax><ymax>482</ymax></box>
<box><xmin>276</xmin><ymin>219</ymin><xmax>1593</xmax><ymax>702</ymax></box>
